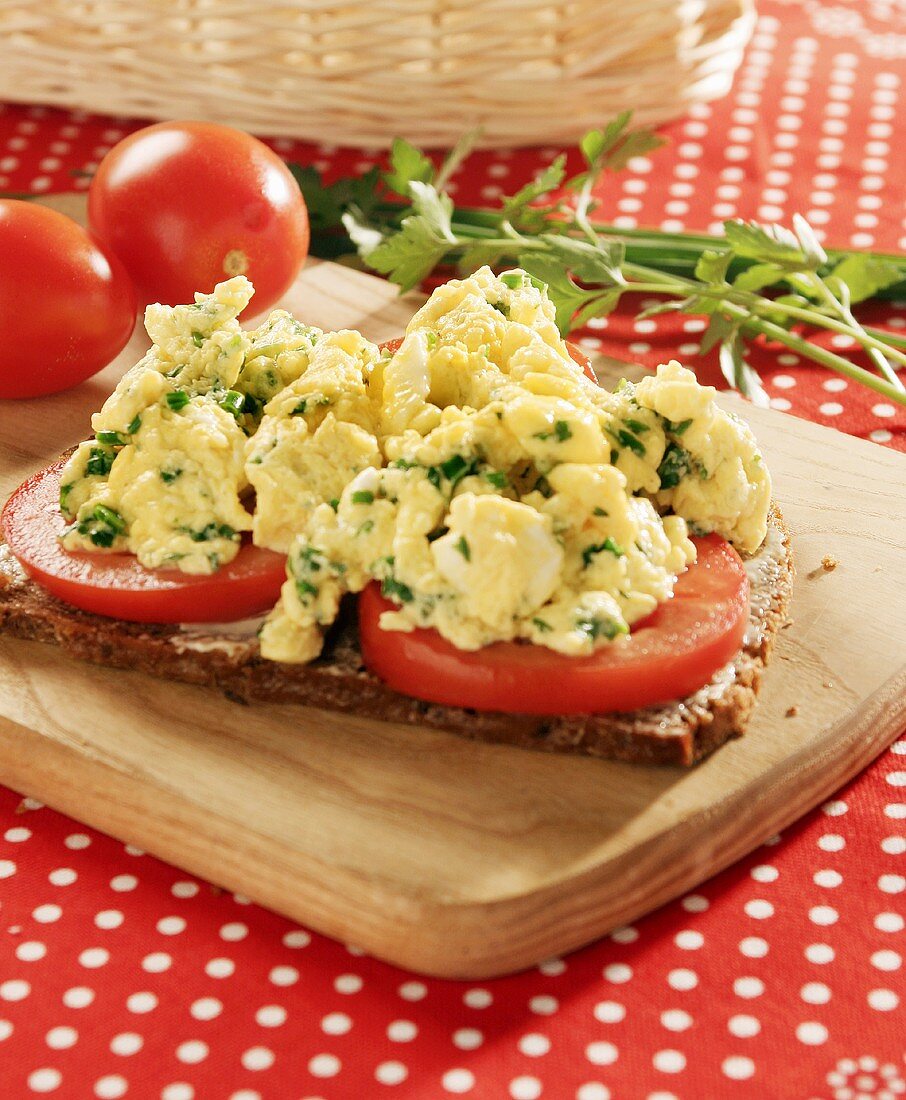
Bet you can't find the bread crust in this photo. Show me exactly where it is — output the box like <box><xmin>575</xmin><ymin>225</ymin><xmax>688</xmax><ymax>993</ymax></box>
<box><xmin>0</xmin><ymin>506</ymin><xmax>792</xmax><ymax>766</ymax></box>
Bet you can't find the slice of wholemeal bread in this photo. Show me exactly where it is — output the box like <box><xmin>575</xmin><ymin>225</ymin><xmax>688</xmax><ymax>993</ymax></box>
<box><xmin>0</xmin><ymin>506</ymin><xmax>792</xmax><ymax>766</ymax></box>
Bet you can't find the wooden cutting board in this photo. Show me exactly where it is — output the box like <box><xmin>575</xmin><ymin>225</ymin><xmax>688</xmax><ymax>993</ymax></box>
<box><xmin>1</xmin><ymin>220</ymin><xmax>905</xmax><ymax>977</ymax></box>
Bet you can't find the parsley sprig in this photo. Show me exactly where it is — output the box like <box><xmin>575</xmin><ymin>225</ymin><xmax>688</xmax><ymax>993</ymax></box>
<box><xmin>292</xmin><ymin>113</ymin><xmax>906</xmax><ymax>408</ymax></box>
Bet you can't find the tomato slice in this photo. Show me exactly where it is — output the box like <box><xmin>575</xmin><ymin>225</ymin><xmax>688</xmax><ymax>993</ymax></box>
<box><xmin>378</xmin><ymin>337</ymin><xmax>597</xmax><ymax>383</ymax></box>
<box><xmin>359</xmin><ymin>536</ymin><xmax>750</xmax><ymax>715</ymax></box>
<box><xmin>1</xmin><ymin>460</ymin><xmax>286</xmax><ymax>624</ymax></box>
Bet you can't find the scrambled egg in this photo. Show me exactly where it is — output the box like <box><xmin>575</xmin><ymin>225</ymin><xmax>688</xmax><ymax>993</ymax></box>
<box><xmin>61</xmin><ymin>267</ymin><xmax>771</xmax><ymax>662</ymax></box>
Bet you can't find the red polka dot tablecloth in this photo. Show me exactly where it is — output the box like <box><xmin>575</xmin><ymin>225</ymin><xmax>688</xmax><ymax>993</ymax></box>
<box><xmin>1</xmin><ymin>2</ymin><xmax>904</xmax><ymax>1098</ymax></box>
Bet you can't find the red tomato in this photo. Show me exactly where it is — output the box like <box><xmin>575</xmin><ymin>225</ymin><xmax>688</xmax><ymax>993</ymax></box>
<box><xmin>1</xmin><ymin>460</ymin><xmax>286</xmax><ymax>624</ymax></box>
<box><xmin>0</xmin><ymin>200</ymin><xmax>136</xmax><ymax>399</ymax></box>
<box><xmin>379</xmin><ymin>337</ymin><xmax>597</xmax><ymax>382</ymax></box>
<box><xmin>88</xmin><ymin>121</ymin><xmax>310</xmax><ymax>317</ymax></box>
<box><xmin>359</xmin><ymin>535</ymin><xmax>749</xmax><ymax>715</ymax></box>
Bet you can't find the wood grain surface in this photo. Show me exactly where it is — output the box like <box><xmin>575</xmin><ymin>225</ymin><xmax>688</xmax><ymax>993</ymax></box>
<box><xmin>1</xmin><ymin>216</ymin><xmax>905</xmax><ymax>977</ymax></box>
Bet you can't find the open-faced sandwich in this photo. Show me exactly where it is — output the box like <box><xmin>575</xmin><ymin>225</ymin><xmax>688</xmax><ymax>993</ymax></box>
<box><xmin>0</xmin><ymin>268</ymin><xmax>792</xmax><ymax>765</ymax></box>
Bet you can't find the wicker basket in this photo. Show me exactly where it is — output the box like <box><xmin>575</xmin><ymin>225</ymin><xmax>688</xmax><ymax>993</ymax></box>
<box><xmin>1</xmin><ymin>1</ymin><xmax>754</xmax><ymax>148</ymax></box>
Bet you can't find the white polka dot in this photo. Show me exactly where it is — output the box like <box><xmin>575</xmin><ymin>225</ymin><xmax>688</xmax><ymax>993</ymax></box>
<box><xmin>809</xmin><ymin>906</ymin><xmax>838</xmax><ymax>926</ymax></box>
<box><xmin>750</xmin><ymin>864</ymin><xmax>778</xmax><ymax>883</ymax></box>
<box><xmin>453</xmin><ymin>1028</ymin><xmax>482</xmax><ymax>1050</ymax></box>
<box><xmin>529</xmin><ymin>995</ymin><xmax>558</xmax><ymax>1015</ymax></box>
<box><xmin>65</xmin><ymin>833</ymin><xmax>91</xmax><ymax>850</ymax></box>
<box><xmin>586</xmin><ymin>1041</ymin><xmax>618</xmax><ymax>1066</ymax></box>
<box><xmin>171</xmin><ymin>881</ymin><xmax>199</xmax><ymax>899</ymax></box>
<box><xmin>674</xmin><ymin>931</ymin><xmax>703</xmax><ymax>950</ymax></box>
<box><xmin>819</xmin><ymin>402</ymin><xmax>843</xmax><ymax>417</ymax></box>
<box><xmin>126</xmin><ymin>993</ymin><xmax>156</xmax><ymax>1014</ymax></box>
<box><xmin>143</xmin><ymin>953</ymin><xmax>172</xmax><ymax>974</ymax></box>
<box><xmin>604</xmin><ymin>963</ymin><xmax>633</xmax><ymax>984</ymax></box>
<box><xmin>110</xmin><ymin>875</ymin><xmax>137</xmax><ymax>892</ymax></box>
<box><xmin>872</xmin><ymin>428</ymin><xmax>894</xmax><ymax>443</ymax></box>
<box><xmin>593</xmin><ymin>1001</ymin><xmax>626</xmax><ymax>1024</ymax></box>
<box><xmin>267</xmin><ymin>965</ymin><xmax>298</xmax><ymax>987</ymax></box>
<box><xmin>5</xmin><ymin>827</ymin><xmax>31</xmax><ymax>842</ymax></box>
<box><xmin>881</xmin><ymin>836</ymin><xmax>906</xmax><ymax>855</ymax></box>
<box><xmin>867</xmin><ymin>988</ymin><xmax>899</xmax><ymax>1011</ymax></box>
<box><xmin>772</xmin><ymin>374</ymin><xmax>797</xmax><ymax>389</ymax></box>
<box><xmin>28</xmin><ymin>1069</ymin><xmax>62</xmax><ymax>1093</ymax></box>
<box><xmin>733</xmin><ymin>977</ymin><xmax>764</xmax><ymax>999</ymax></box>
<box><xmin>653</xmin><ymin>1050</ymin><xmax>686</xmax><ymax>1073</ymax></box>
<box><xmin>744</xmin><ymin>900</ymin><xmax>774</xmax><ymax>919</ymax></box>
<box><xmin>796</xmin><ymin>1021</ymin><xmax>828</xmax><ymax>1045</ymax></box>
<box><xmin>161</xmin><ymin>1086</ymin><xmax>193</xmax><ymax>1100</ymax></box>
<box><xmin>871</xmin><ymin>950</ymin><xmax>901</xmax><ymax>971</ymax></box>
<box><xmin>722</xmin><ymin>1056</ymin><xmax>755</xmax><ymax>1080</ymax></box>
<box><xmin>46</xmin><ymin>1026</ymin><xmax>78</xmax><ymax>1050</ymax></box>
<box><xmin>399</xmin><ymin>981</ymin><xmax>427</xmax><ymax>1002</ymax></box>
<box><xmin>510</xmin><ymin>1077</ymin><xmax>542</xmax><ymax>1100</ymax></box>
<box><xmin>321</xmin><ymin>1012</ymin><xmax>352</xmax><ymax>1036</ymax></box>
<box><xmin>817</xmin><ymin>834</ymin><xmax>845</xmax><ymax>852</ymax></box>
<box><xmin>63</xmin><ymin>987</ymin><xmax>95</xmax><ymax>1009</ymax></box>
<box><xmin>769</xmin><ymin>397</ymin><xmax>791</xmax><ymax>412</ymax></box>
<box><xmin>190</xmin><ymin>997</ymin><xmax>222</xmax><ymax>1021</ymax></box>
<box><xmin>661</xmin><ymin>1010</ymin><xmax>692</xmax><ymax>1032</ymax></box>
<box><xmin>887</xmin><ymin>771</ymin><xmax>906</xmax><ymax>787</ymax></box>
<box><xmin>463</xmin><ymin>988</ymin><xmax>492</xmax><ymax>1008</ymax></box>
<box><xmin>872</xmin><ymin>403</ymin><xmax>896</xmax><ymax>418</ymax></box>
<box><xmin>538</xmin><ymin>958</ymin><xmax>566</xmax><ymax>976</ymax></box>
<box><xmin>728</xmin><ymin>1014</ymin><xmax>760</xmax><ymax>1038</ymax></box>
<box><xmin>822</xmin><ymin>799</ymin><xmax>848</xmax><ymax>816</ymax></box>
<box><xmin>576</xmin><ymin>1086</ymin><xmax>610</xmax><ymax>1100</ymax></box>
<box><xmin>666</xmin><ymin>968</ymin><xmax>697</xmax><ymax>991</ymax></box>
<box><xmin>176</xmin><ymin>1040</ymin><xmax>208</xmax><ymax>1064</ymax></box>
<box><xmin>376</xmin><ymin>1061</ymin><xmax>408</xmax><ymax>1086</ymax></box>
<box><xmin>255</xmin><ymin>1005</ymin><xmax>286</xmax><ymax>1028</ymax></box>
<box><xmin>32</xmin><ymin>904</ymin><xmax>62</xmax><ymax>924</ymax></box>
<box><xmin>79</xmin><ymin>948</ymin><xmax>109</xmax><ymax>969</ymax></box>
<box><xmin>95</xmin><ymin>910</ymin><xmax>124</xmax><ymax>930</ymax></box>
<box><xmin>110</xmin><ymin>1032</ymin><xmax>143</xmax><ymax>1056</ymax></box>
<box><xmin>681</xmin><ymin>894</ymin><xmax>709</xmax><ymax>914</ymax></box>
<box><xmin>518</xmin><ymin>1033</ymin><xmax>550</xmax><ymax>1057</ymax></box>
<box><xmin>739</xmin><ymin>937</ymin><xmax>769</xmax><ymax>958</ymax></box>
<box><xmin>800</xmin><ymin>982</ymin><xmax>831</xmax><ymax>1004</ymax></box>
<box><xmin>875</xmin><ymin>911</ymin><xmax>904</xmax><ymax>933</ymax></box>
<box><xmin>241</xmin><ymin>1046</ymin><xmax>274</xmax><ymax>1071</ymax></box>
<box><xmin>442</xmin><ymin>1069</ymin><xmax>475</xmax><ymax>1093</ymax></box>
<box><xmin>813</xmin><ymin>869</ymin><xmax>842</xmax><ymax>888</ymax></box>
<box><xmin>94</xmin><ymin>1077</ymin><xmax>128</xmax><ymax>1099</ymax></box>
<box><xmin>804</xmin><ymin>943</ymin><xmax>835</xmax><ymax>964</ymax></box>
<box><xmin>219</xmin><ymin>922</ymin><xmax>247</xmax><ymax>942</ymax></box>
<box><xmin>16</xmin><ymin>940</ymin><xmax>46</xmax><ymax>962</ymax></box>
<box><xmin>886</xmin><ymin>804</ymin><xmax>906</xmax><ymax>820</ymax></box>
<box><xmin>334</xmin><ymin>973</ymin><xmax>362</xmax><ymax>994</ymax></box>
<box><xmin>49</xmin><ymin>868</ymin><xmax>76</xmax><ymax>886</ymax></box>
<box><xmin>610</xmin><ymin>926</ymin><xmax>638</xmax><ymax>944</ymax></box>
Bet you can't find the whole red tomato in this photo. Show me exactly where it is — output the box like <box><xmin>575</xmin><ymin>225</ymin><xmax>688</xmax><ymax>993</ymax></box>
<box><xmin>0</xmin><ymin>200</ymin><xmax>136</xmax><ymax>400</ymax></box>
<box><xmin>88</xmin><ymin>121</ymin><xmax>310</xmax><ymax>316</ymax></box>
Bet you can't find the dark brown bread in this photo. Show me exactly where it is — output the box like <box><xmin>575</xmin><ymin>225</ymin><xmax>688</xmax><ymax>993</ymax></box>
<box><xmin>0</xmin><ymin>507</ymin><xmax>792</xmax><ymax>766</ymax></box>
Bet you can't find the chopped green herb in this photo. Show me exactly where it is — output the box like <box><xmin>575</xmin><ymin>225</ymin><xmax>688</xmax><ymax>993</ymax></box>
<box><xmin>582</xmin><ymin>537</ymin><xmax>625</xmax><ymax>567</ymax></box>
<box><xmin>328</xmin><ymin>498</ymin><xmax>340</xmax><ymax>512</ymax></box>
<box><xmin>391</xmin><ymin>458</ymin><xmax>416</xmax><ymax>470</ymax></box>
<box><xmin>485</xmin><ymin>470</ymin><xmax>508</xmax><ymax>488</ymax></box>
<box><xmin>59</xmin><ymin>483</ymin><xmax>73</xmax><ymax>512</ymax></box>
<box><xmin>576</xmin><ymin>614</ymin><xmax>628</xmax><ymax>641</ymax></box>
<box><xmin>291</xmin><ymin>394</ymin><xmax>330</xmax><ymax>417</ymax></box>
<box><xmin>531</xmin><ymin>475</ymin><xmax>553</xmax><ymax>499</ymax></box>
<box><xmin>187</xmin><ymin>522</ymin><xmax>236</xmax><ymax>542</ymax></box>
<box><xmin>426</xmin><ymin>466</ymin><xmax>441</xmax><ymax>490</ymax></box>
<box><xmin>612</xmin><ymin>427</ymin><xmax>646</xmax><ymax>456</ymax></box>
<box><xmin>357</xmin><ymin>519</ymin><xmax>375</xmax><ymax>536</ymax></box>
<box><xmin>86</xmin><ymin>447</ymin><xmax>115</xmax><ymax>478</ymax></box>
<box><xmin>623</xmin><ymin>417</ymin><xmax>649</xmax><ymax>435</ymax></box>
<box><xmin>351</xmin><ymin>490</ymin><xmax>374</xmax><ymax>504</ymax></box>
<box><xmin>555</xmin><ymin>419</ymin><xmax>572</xmax><ymax>441</ymax></box>
<box><xmin>500</xmin><ymin>272</ymin><xmax>524</xmax><ymax>289</ymax></box>
<box><xmin>166</xmin><ymin>390</ymin><xmax>190</xmax><ymax>412</ymax></box>
<box><xmin>240</xmin><ymin>392</ymin><xmax>261</xmax><ymax>417</ymax></box>
<box><xmin>657</xmin><ymin>443</ymin><xmax>693</xmax><ymax>489</ymax></box>
<box><xmin>218</xmin><ymin>389</ymin><xmax>245</xmax><ymax>418</ymax></box>
<box><xmin>491</xmin><ymin>301</ymin><xmax>510</xmax><ymax>317</ymax></box>
<box><xmin>454</xmin><ymin>535</ymin><xmax>471</xmax><ymax>561</ymax></box>
<box><xmin>381</xmin><ymin>575</ymin><xmax>414</xmax><ymax>603</ymax></box>
<box><xmin>666</xmin><ymin>417</ymin><xmax>693</xmax><ymax>435</ymax></box>
<box><xmin>159</xmin><ymin>467</ymin><xmax>182</xmax><ymax>484</ymax></box>
<box><xmin>191</xmin><ymin>331</ymin><xmax>204</xmax><ymax>348</ymax></box>
<box><xmin>95</xmin><ymin>430</ymin><xmax>124</xmax><ymax>447</ymax></box>
<box><xmin>532</xmin><ymin>617</ymin><xmax>552</xmax><ymax>633</ymax></box>
<box><xmin>426</xmin><ymin>331</ymin><xmax>438</xmax><ymax>349</ymax></box>
<box><xmin>127</xmin><ymin>414</ymin><xmax>142</xmax><ymax>435</ymax></box>
<box><xmin>593</xmin><ymin>506</ymin><xmax>608</xmax><ymax>516</ymax></box>
<box><xmin>440</xmin><ymin>454</ymin><xmax>473</xmax><ymax>484</ymax></box>
<box><xmin>76</xmin><ymin>504</ymin><xmax>127</xmax><ymax>547</ymax></box>
<box><xmin>296</xmin><ymin>580</ymin><xmax>318</xmax><ymax>600</ymax></box>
